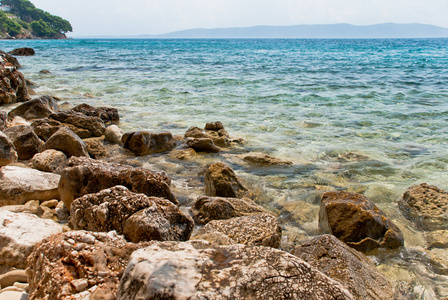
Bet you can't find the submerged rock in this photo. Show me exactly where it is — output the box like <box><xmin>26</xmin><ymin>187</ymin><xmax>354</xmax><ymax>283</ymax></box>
<box><xmin>242</xmin><ymin>152</ymin><xmax>293</xmax><ymax>166</ymax></box>
<box><xmin>7</xmin><ymin>95</ymin><xmax>60</xmax><ymax>120</ymax></box>
<box><xmin>0</xmin><ymin>131</ymin><xmax>17</xmax><ymax>166</ymax></box>
<box><xmin>122</xmin><ymin>131</ymin><xmax>176</xmax><ymax>155</ymax></box>
<box><xmin>8</xmin><ymin>47</ymin><xmax>35</xmax><ymax>56</ymax></box>
<box><xmin>70</xmin><ymin>103</ymin><xmax>119</xmax><ymax>125</ymax></box>
<box><xmin>203</xmin><ymin>162</ymin><xmax>250</xmax><ymax>198</ymax></box>
<box><xmin>3</xmin><ymin>125</ymin><xmax>44</xmax><ymax>160</ymax></box>
<box><xmin>41</xmin><ymin>126</ymin><xmax>89</xmax><ymax>158</ymax></box>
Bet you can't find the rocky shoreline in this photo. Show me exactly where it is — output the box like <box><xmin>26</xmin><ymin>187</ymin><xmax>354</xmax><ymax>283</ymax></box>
<box><xmin>0</xmin><ymin>48</ymin><xmax>447</xmax><ymax>299</ymax></box>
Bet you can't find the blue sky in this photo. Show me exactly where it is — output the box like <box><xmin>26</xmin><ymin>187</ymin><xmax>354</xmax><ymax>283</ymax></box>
<box><xmin>31</xmin><ymin>0</ymin><xmax>448</xmax><ymax>36</ymax></box>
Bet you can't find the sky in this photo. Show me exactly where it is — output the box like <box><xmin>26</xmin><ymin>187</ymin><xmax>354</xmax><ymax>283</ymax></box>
<box><xmin>30</xmin><ymin>0</ymin><xmax>448</xmax><ymax>37</ymax></box>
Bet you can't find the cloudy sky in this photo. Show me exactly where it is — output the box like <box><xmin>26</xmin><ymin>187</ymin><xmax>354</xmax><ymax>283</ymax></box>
<box><xmin>31</xmin><ymin>0</ymin><xmax>448</xmax><ymax>37</ymax></box>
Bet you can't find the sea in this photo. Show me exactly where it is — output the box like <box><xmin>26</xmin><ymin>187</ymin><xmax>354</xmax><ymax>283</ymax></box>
<box><xmin>1</xmin><ymin>38</ymin><xmax>448</xmax><ymax>297</ymax></box>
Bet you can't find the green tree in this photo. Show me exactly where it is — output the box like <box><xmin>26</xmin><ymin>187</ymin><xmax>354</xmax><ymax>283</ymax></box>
<box><xmin>30</xmin><ymin>19</ymin><xmax>55</xmax><ymax>37</ymax></box>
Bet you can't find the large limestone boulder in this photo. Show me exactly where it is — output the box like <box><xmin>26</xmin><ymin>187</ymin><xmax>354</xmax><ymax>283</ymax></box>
<box><xmin>319</xmin><ymin>191</ymin><xmax>404</xmax><ymax>252</ymax></box>
<box><xmin>32</xmin><ymin>149</ymin><xmax>68</xmax><ymax>174</ymax></box>
<box><xmin>7</xmin><ymin>95</ymin><xmax>60</xmax><ymax>120</ymax></box>
<box><xmin>0</xmin><ymin>57</ymin><xmax>28</xmax><ymax>104</ymax></box>
<box><xmin>203</xmin><ymin>162</ymin><xmax>250</xmax><ymax>198</ymax></box>
<box><xmin>399</xmin><ymin>183</ymin><xmax>448</xmax><ymax>231</ymax></box>
<box><xmin>0</xmin><ymin>210</ymin><xmax>64</xmax><ymax>274</ymax></box>
<box><xmin>41</xmin><ymin>126</ymin><xmax>89</xmax><ymax>158</ymax></box>
<box><xmin>59</xmin><ymin>157</ymin><xmax>177</xmax><ymax>209</ymax></box>
<box><xmin>0</xmin><ymin>166</ymin><xmax>60</xmax><ymax>206</ymax></box>
<box><xmin>70</xmin><ymin>103</ymin><xmax>119</xmax><ymax>125</ymax></box>
<box><xmin>0</xmin><ymin>132</ymin><xmax>17</xmax><ymax>166</ymax></box>
<box><xmin>50</xmin><ymin>111</ymin><xmax>105</xmax><ymax>137</ymax></box>
<box><xmin>122</xmin><ymin>131</ymin><xmax>176</xmax><ymax>155</ymax></box>
<box><xmin>292</xmin><ymin>234</ymin><xmax>394</xmax><ymax>300</ymax></box>
<box><xmin>193</xmin><ymin>213</ymin><xmax>282</xmax><ymax>248</ymax></box>
<box><xmin>116</xmin><ymin>240</ymin><xmax>354</xmax><ymax>299</ymax></box>
<box><xmin>191</xmin><ymin>195</ymin><xmax>269</xmax><ymax>224</ymax></box>
<box><xmin>26</xmin><ymin>231</ymin><xmax>151</xmax><ymax>300</ymax></box>
<box><xmin>71</xmin><ymin>186</ymin><xmax>193</xmax><ymax>243</ymax></box>
<box><xmin>3</xmin><ymin>125</ymin><xmax>44</xmax><ymax>160</ymax></box>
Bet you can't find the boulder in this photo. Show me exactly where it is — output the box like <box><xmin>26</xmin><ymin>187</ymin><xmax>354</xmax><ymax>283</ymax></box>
<box><xmin>0</xmin><ymin>50</ymin><xmax>21</xmax><ymax>69</ymax></box>
<box><xmin>71</xmin><ymin>186</ymin><xmax>193</xmax><ymax>243</ymax></box>
<box><xmin>169</xmin><ymin>148</ymin><xmax>197</xmax><ymax>160</ymax></box>
<box><xmin>399</xmin><ymin>183</ymin><xmax>448</xmax><ymax>231</ymax></box>
<box><xmin>242</xmin><ymin>153</ymin><xmax>293</xmax><ymax>166</ymax></box>
<box><xmin>31</xmin><ymin>118</ymin><xmax>63</xmax><ymax>141</ymax></box>
<box><xmin>116</xmin><ymin>240</ymin><xmax>353</xmax><ymax>299</ymax></box>
<box><xmin>0</xmin><ymin>57</ymin><xmax>29</xmax><ymax>104</ymax></box>
<box><xmin>204</xmin><ymin>121</ymin><xmax>225</xmax><ymax>131</ymax></box>
<box><xmin>8</xmin><ymin>47</ymin><xmax>35</xmax><ymax>56</ymax></box>
<box><xmin>104</xmin><ymin>124</ymin><xmax>124</xmax><ymax>144</ymax></box>
<box><xmin>191</xmin><ymin>196</ymin><xmax>269</xmax><ymax>224</ymax></box>
<box><xmin>193</xmin><ymin>213</ymin><xmax>282</xmax><ymax>248</ymax></box>
<box><xmin>59</xmin><ymin>157</ymin><xmax>177</xmax><ymax>209</ymax></box>
<box><xmin>0</xmin><ymin>132</ymin><xmax>17</xmax><ymax>166</ymax></box>
<box><xmin>203</xmin><ymin>162</ymin><xmax>250</xmax><ymax>198</ymax></box>
<box><xmin>0</xmin><ymin>166</ymin><xmax>60</xmax><ymax>206</ymax></box>
<box><xmin>0</xmin><ymin>110</ymin><xmax>7</xmax><ymax>130</ymax></box>
<box><xmin>186</xmin><ymin>137</ymin><xmax>221</xmax><ymax>153</ymax></box>
<box><xmin>70</xmin><ymin>103</ymin><xmax>119</xmax><ymax>125</ymax></box>
<box><xmin>319</xmin><ymin>191</ymin><xmax>404</xmax><ymax>252</ymax></box>
<box><xmin>122</xmin><ymin>131</ymin><xmax>176</xmax><ymax>155</ymax></box>
<box><xmin>0</xmin><ymin>210</ymin><xmax>64</xmax><ymax>274</ymax></box>
<box><xmin>32</xmin><ymin>149</ymin><xmax>68</xmax><ymax>174</ymax></box>
<box><xmin>84</xmin><ymin>138</ymin><xmax>108</xmax><ymax>158</ymax></box>
<box><xmin>184</xmin><ymin>126</ymin><xmax>209</xmax><ymax>139</ymax></box>
<box><xmin>3</xmin><ymin>125</ymin><xmax>44</xmax><ymax>160</ymax></box>
<box><xmin>26</xmin><ymin>231</ymin><xmax>151</xmax><ymax>300</ymax></box>
<box><xmin>41</xmin><ymin>127</ymin><xmax>89</xmax><ymax>158</ymax></box>
<box><xmin>50</xmin><ymin>111</ymin><xmax>105</xmax><ymax>137</ymax></box>
<box><xmin>292</xmin><ymin>235</ymin><xmax>394</xmax><ymax>300</ymax></box>
<box><xmin>7</xmin><ymin>95</ymin><xmax>60</xmax><ymax>120</ymax></box>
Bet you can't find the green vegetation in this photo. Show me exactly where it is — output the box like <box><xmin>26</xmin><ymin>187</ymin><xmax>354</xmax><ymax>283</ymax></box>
<box><xmin>0</xmin><ymin>0</ymin><xmax>72</xmax><ymax>38</ymax></box>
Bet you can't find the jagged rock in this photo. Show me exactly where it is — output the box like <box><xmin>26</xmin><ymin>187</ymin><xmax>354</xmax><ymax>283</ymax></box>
<box><xmin>0</xmin><ymin>110</ymin><xmax>7</xmax><ymax>130</ymax></box>
<box><xmin>242</xmin><ymin>153</ymin><xmax>293</xmax><ymax>166</ymax></box>
<box><xmin>319</xmin><ymin>191</ymin><xmax>404</xmax><ymax>252</ymax></box>
<box><xmin>50</xmin><ymin>111</ymin><xmax>105</xmax><ymax>137</ymax></box>
<box><xmin>32</xmin><ymin>149</ymin><xmax>68</xmax><ymax>174</ymax></box>
<box><xmin>191</xmin><ymin>196</ymin><xmax>269</xmax><ymax>224</ymax></box>
<box><xmin>71</xmin><ymin>103</ymin><xmax>119</xmax><ymax>125</ymax></box>
<box><xmin>59</xmin><ymin>156</ymin><xmax>177</xmax><ymax>209</ymax></box>
<box><xmin>399</xmin><ymin>183</ymin><xmax>448</xmax><ymax>231</ymax></box>
<box><xmin>0</xmin><ymin>166</ymin><xmax>60</xmax><ymax>206</ymax></box>
<box><xmin>0</xmin><ymin>210</ymin><xmax>64</xmax><ymax>274</ymax></box>
<box><xmin>0</xmin><ymin>50</ymin><xmax>21</xmax><ymax>68</ymax></box>
<box><xmin>184</xmin><ymin>126</ymin><xmax>209</xmax><ymax>139</ymax></box>
<box><xmin>84</xmin><ymin>138</ymin><xmax>108</xmax><ymax>158</ymax></box>
<box><xmin>71</xmin><ymin>186</ymin><xmax>193</xmax><ymax>243</ymax></box>
<box><xmin>8</xmin><ymin>47</ymin><xmax>35</xmax><ymax>56</ymax></box>
<box><xmin>203</xmin><ymin>162</ymin><xmax>250</xmax><ymax>198</ymax></box>
<box><xmin>193</xmin><ymin>213</ymin><xmax>282</xmax><ymax>248</ymax></box>
<box><xmin>104</xmin><ymin>125</ymin><xmax>124</xmax><ymax>144</ymax></box>
<box><xmin>0</xmin><ymin>131</ymin><xmax>17</xmax><ymax>166</ymax></box>
<box><xmin>31</xmin><ymin>118</ymin><xmax>63</xmax><ymax>141</ymax></box>
<box><xmin>41</xmin><ymin>127</ymin><xmax>89</xmax><ymax>158</ymax></box>
<box><xmin>3</xmin><ymin>125</ymin><xmax>44</xmax><ymax>160</ymax></box>
<box><xmin>122</xmin><ymin>131</ymin><xmax>176</xmax><ymax>155</ymax></box>
<box><xmin>0</xmin><ymin>57</ymin><xmax>29</xmax><ymax>104</ymax></box>
<box><xmin>186</xmin><ymin>137</ymin><xmax>221</xmax><ymax>153</ymax></box>
<box><xmin>116</xmin><ymin>240</ymin><xmax>353</xmax><ymax>299</ymax></box>
<box><xmin>7</xmin><ymin>95</ymin><xmax>60</xmax><ymax>120</ymax></box>
<box><xmin>26</xmin><ymin>231</ymin><xmax>151</xmax><ymax>300</ymax></box>
<box><xmin>292</xmin><ymin>235</ymin><xmax>394</xmax><ymax>300</ymax></box>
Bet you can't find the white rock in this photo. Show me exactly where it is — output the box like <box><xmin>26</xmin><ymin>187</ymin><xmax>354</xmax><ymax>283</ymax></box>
<box><xmin>104</xmin><ymin>125</ymin><xmax>124</xmax><ymax>144</ymax></box>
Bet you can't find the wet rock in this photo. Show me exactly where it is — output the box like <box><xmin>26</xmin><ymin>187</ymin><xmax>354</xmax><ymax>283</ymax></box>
<box><xmin>26</xmin><ymin>230</ymin><xmax>151</xmax><ymax>300</ymax></box>
<box><xmin>32</xmin><ymin>149</ymin><xmax>68</xmax><ymax>174</ymax></box>
<box><xmin>293</xmin><ymin>235</ymin><xmax>394</xmax><ymax>300</ymax></box>
<box><xmin>319</xmin><ymin>191</ymin><xmax>404</xmax><ymax>252</ymax></box>
<box><xmin>191</xmin><ymin>196</ymin><xmax>269</xmax><ymax>224</ymax></box>
<box><xmin>8</xmin><ymin>47</ymin><xmax>35</xmax><ymax>56</ymax></box>
<box><xmin>59</xmin><ymin>156</ymin><xmax>177</xmax><ymax>209</ymax></box>
<box><xmin>0</xmin><ymin>110</ymin><xmax>7</xmax><ymax>130</ymax></box>
<box><xmin>116</xmin><ymin>240</ymin><xmax>353</xmax><ymax>299</ymax></box>
<box><xmin>50</xmin><ymin>111</ymin><xmax>105</xmax><ymax>137</ymax></box>
<box><xmin>122</xmin><ymin>131</ymin><xmax>176</xmax><ymax>155</ymax></box>
<box><xmin>84</xmin><ymin>138</ymin><xmax>108</xmax><ymax>158</ymax></box>
<box><xmin>184</xmin><ymin>126</ymin><xmax>209</xmax><ymax>139</ymax></box>
<box><xmin>169</xmin><ymin>148</ymin><xmax>197</xmax><ymax>160</ymax></box>
<box><xmin>7</xmin><ymin>95</ymin><xmax>60</xmax><ymax>120</ymax></box>
<box><xmin>71</xmin><ymin>103</ymin><xmax>119</xmax><ymax>125</ymax></box>
<box><xmin>104</xmin><ymin>124</ymin><xmax>124</xmax><ymax>144</ymax></box>
<box><xmin>399</xmin><ymin>183</ymin><xmax>448</xmax><ymax>231</ymax></box>
<box><xmin>71</xmin><ymin>186</ymin><xmax>193</xmax><ymax>243</ymax></box>
<box><xmin>0</xmin><ymin>57</ymin><xmax>29</xmax><ymax>104</ymax></box>
<box><xmin>0</xmin><ymin>50</ymin><xmax>21</xmax><ymax>68</ymax></box>
<box><xmin>0</xmin><ymin>166</ymin><xmax>60</xmax><ymax>206</ymax></box>
<box><xmin>204</xmin><ymin>121</ymin><xmax>225</xmax><ymax>131</ymax></box>
<box><xmin>193</xmin><ymin>213</ymin><xmax>282</xmax><ymax>248</ymax></box>
<box><xmin>242</xmin><ymin>153</ymin><xmax>293</xmax><ymax>166</ymax></box>
<box><xmin>3</xmin><ymin>125</ymin><xmax>44</xmax><ymax>160</ymax></box>
<box><xmin>425</xmin><ymin>230</ymin><xmax>448</xmax><ymax>248</ymax></box>
<box><xmin>0</xmin><ymin>132</ymin><xmax>17</xmax><ymax>166</ymax></box>
<box><xmin>0</xmin><ymin>210</ymin><xmax>64</xmax><ymax>274</ymax></box>
<box><xmin>41</xmin><ymin>127</ymin><xmax>89</xmax><ymax>158</ymax></box>
<box><xmin>39</xmin><ymin>69</ymin><xmax>50</xmax><ymax>74</ymax></box>
<box><xmin>203</xmin><ymin>162</ymin><xmax>250</xmax><ymax>198</ymax></box>
<box><xmin>186</xmin><ymin>137</ymin><xmax>221</xmax><ymax>153</ymax></box>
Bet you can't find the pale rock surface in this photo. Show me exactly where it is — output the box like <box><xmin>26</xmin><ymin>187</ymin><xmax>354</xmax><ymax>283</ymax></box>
<box><xmin>425</xmin><ymin>230</ymin><xmax>448</xmax><ymax>248</ymax></box>
<box><xmin>32</xmin><ymin>149</ymin><xmax>67</xmax><ymax>174</ymax></box>
<box><xmin>0</xmin><ymin>131</ymin><xmax>17</xmax><ymax>166</ymax></box>
<box><xmin>0</xmin><ymin>287</ymin><xmax>28</xmax><ymax>300</ymax></box>
<box><xmin>104</xmin><ymin>125</ymin><xmax>124</xmax><ymax>144</ymax></box>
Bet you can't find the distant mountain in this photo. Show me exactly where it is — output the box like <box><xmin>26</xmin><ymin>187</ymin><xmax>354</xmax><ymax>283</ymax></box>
<box><xmin>147</xmin><ymin>23</ymin><xmax>448</xmax><ymax>39</ymax></box>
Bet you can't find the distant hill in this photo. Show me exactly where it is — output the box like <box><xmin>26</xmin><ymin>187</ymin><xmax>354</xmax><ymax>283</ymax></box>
<box><xmin>148</xmin><ymin>23</ymin><xmax>448</xmax><ymax>39</ymax></box>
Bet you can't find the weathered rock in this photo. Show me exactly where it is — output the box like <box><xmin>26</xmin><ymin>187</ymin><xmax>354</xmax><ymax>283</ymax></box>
<box><xmin>59</xmin><ymin>156</ymin><xmax>177</xmax><ymax>209</ymax></box>
<box><xmin>0</xmin><ymin>287</ymin><xmax>28</xmax><ymax>300</ymax></box>
<box><xmin>184</xmin><ymin>126</ymin><xmax>209</xmax><ymax>139</ymax></box>
<box><xmin>0</xmin><ymin>166</ymin><xmax>60</xmax><ymax>206</ymax></box>
<box><xmin>0</xmin><ymin>269</ymin><xmax>28</xmax><ymax>288</ymax></box>
<box><xmin>0</xmin><ymin>210</ymin><xmax>64</xmax><ymax>274</ymax></box>
<box><xmin>0</xmin><ymin>132</ymin><xmax>17</xmax><ymax>166</ymax></box>
<box><xmin>55</xmin><ymin>201</ymin><xmax>70</xmax><ymax>222</ymax></box>
<box><xmin>3</xmin><ymin>125</ymin><xmax>44</xmax><ymax>160</ymax></box>
<box><xmin>0</xmin><ymin>50</ymin><xmax>21</xmax><ymax>68</ymax></box>
<box><xmin>32</xmin><ymin>149</ymin><xmax>68</xmax><ymax>174</ymax></box>
<box><xmin>0</xmin><ymin>110</ymin><xmax>7</xmax><ymax>131</ymax></box>
<box><xmin>293</xmin><ymin>234</ymin><xmax>394</xmax><ymax>300</ymax></box>
<box><xmin>0</xmin><ymin>200</ymin><xmax>39</xmax><ymax>215</ymax></box>
<box><xmin>122</xmin><ymin>131</ymin><xmax>176</xmax><ymax>155</ymax></box>
<box><xmin>116</xmin><ymin>240</ymin><xmax>354</xmax><ymax>300</ymax></box>
<box><xmin>39</xmin><ymin>69</ymin><xmax>51</xmax><ymax>74</ymax></box>
<box><xmin>425</xmin><ymin>230</ymin><xmax>448</xmax><ymax>248</ymax></box>
<box><xmin>8</xmin><ymin>47</ymin><xmax>35</xmax><ymax>56</ymax></box>
<box><xmin>186</xmin><ymin>137</ymin><xmax>221</xmax><ymax>153</ymax></box>
<box><xmin>41</xmin><ymin>127</ymin><xmax>89</xmax><ymax>158</ymax></box>
<box><xmin>399</xmin><ymin>183</ymin><xmax>448</xmax><ymax>231</ymax></box>
<box><xmin>204</xmin><ymin>162</ymin><xmax>250</xmax><ymax>198</ymax></box>
<box><xmin>104</xmin><ymin>124</ymin><xmax>124</xmax><ymax>144</ymax></box>
<box><xmin>71</xmin><ymin>103</ymin><xmax>119</xmax><ymax>125</ymax></box>
<box><xmin>169</xmin><ymin>148</ymin><xmax>197</xmax><ymax>160</ymax></box>
<box><xmin>0</xmin><ymin>57</ymin><xmax>29</xmax><ymax>104</ymax></box>
<box><xmin>71</xmin><ymin>186</ymin><xmax>193</xmax><ymax>243</ymax></box>
<box><xmin>191</xmin><ymin>196</ymin><xmax>269</xmax><ymax>224</ymax></box>
<box><xmin>242</xmin><ymin>153</ymin><xmax>293</xmax><ymax>166</ymax></box>
<box><xmin>193</xmin><ymin>213</ymin><xmax>282</xmax><ymax>248</ymax></box>
<box><xmin>26</xmin><ymin>231</ymin><xmax>151</xmax><ymax>300</ymax></box>
<box><xmin>50</xmin><ymin>111</ymin><xmax>105</xmax><ymax>137</ymax></box>
<box><xmin>84</xmin><ymin>138</ymin><xmax>108</xmax><ymax>158</ymax></box>
<box><xmin>319</xmin><ymin>191</ymin><xmax>404</xmax><ymax>252</ymax></box>
<box><xmin>8</xmin><ymin>116</ymin><xmax>29</xmax><ymax>127</ymax></box>
<box><xmin>31</xmin><ymin>118</ymin><xmax>63</xmax><ymax>141</ymax></box>
<box><xmin>37</xmin><ymin>205</ymin><xmax>57</xmax><ymax>221</ymax></box>
<box><xmin>204</xmin><ymin>121</ymin><xmax>225</xmax><ymax>131</ymax></box>
<box><xmin>7</xmin><ymin>95</ymin><xmax>60</xmax><ymax>120</ymax></box>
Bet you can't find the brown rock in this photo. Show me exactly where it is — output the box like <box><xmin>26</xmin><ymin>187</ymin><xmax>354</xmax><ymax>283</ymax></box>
<box><xmin>32</xmin><ymin>149</ymin><xmax>68</xmax><ymax>174</ymax></box>
<box><xmin>169</xmin><ymin>148</ymin><xmax>197</xmax><ymax>160</ymax></box>
<box><xmin>84</xmin><ymin>138</ymin><xmax>108</xmax><ymax>158</ymax></box>
<box><xmin>104</xmin><ymin>124</ymin><xmax>124</xmax><ymax>144</ymax></box>
<box><xmin>319</xmin><ymin>191</ymin><xmax>404</xmax><ymax>252</ymax></box>
<box><xmin>0</xmin><ymin>50</ymin><xmax>21</xmax><ymax>68</ymax></box>
<box><xmin>71</xmin><ymin>103</ymin><xmax>119</xmax><ymax>125</ymax></box>
<box><xmin>0</xmin><ymin>131</ymin><xmax>17</xmax><ymax>166</ymax></box>
<box><xmin>41</xmin><ymin>126</ymin><xmax>89</xmax><ymax>158</ymax></box>
<box><xmin>204</xmin><ymin>121</ymin><xmax>225</xmax><ymax>131</ymax></box>
<box><xmin>50</xmin><ymin>111</ymin><xmax>105</xmax><ymax>137</ymax></box>
<box><xmin>242</xmin><ymin>153</ymin><xmax>293</xmax><ymax>166</ymax></box>
<box><xmin>59</xmin><ymin>156</ymin><xmax>177</xmax><ymax>209</ymax></box>
<box><xmin>204</xmin><ymin>162</ymin><xmax>249</xmax><ymax>198</ymax></box>
<box><xmin>7</xmin><ymin>95</ymin><xmax>60</xmax><ymax>120</ymax></box>
<box><xmin>8</xmin><ymin>47</ymin><xmax>35</xmax><ymax>56</ymax></box>
<box><xmin>31</xmin><ymin>118</ymin><xmax>64</xmax><ymax>141</ymax></box>
<box><xmin>122</xmin><ymin>131</ymin><xmax>176</xmax><ymax>155</ymax></box>
<box><xmin>3</xmin><ymin>125</ymin><xmax>44</xmax><ymax>160</ymax></box>
<box><xmin>0</xmin><ymin>58</ymin><xmax>29</xmax><ymax>104</ymax></box>
<box><xmin>186</xmin><ymin>137</ymin><xmax>221</xmax><ymax>153</ymax></box>
<box><xmin>0</xmin><ymin>110</ymin><xmax>7</xmax><ymax>131</ymax></box>
<box><xmin>184</xmin><ymin>126</ymin><xmax>209</xmax><ymax>139</ymax></box>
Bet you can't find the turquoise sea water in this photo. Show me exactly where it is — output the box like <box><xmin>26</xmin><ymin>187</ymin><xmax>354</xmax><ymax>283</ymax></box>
<box><xmin>1</xmin><ymin>38</ymin><xmax>448</xmax><ymax>296</ymax></box>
